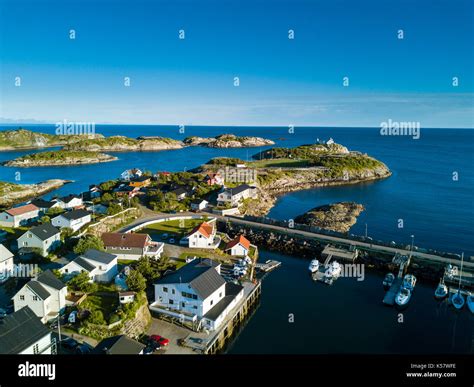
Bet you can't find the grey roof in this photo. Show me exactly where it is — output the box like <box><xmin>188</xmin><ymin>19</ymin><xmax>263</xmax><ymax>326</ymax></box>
<box><xmin>73</xmin><ymin>257</ymin><xmax>96</xmax><ymax>272</ymax></box>
<box><xmin>0</xmin><ymin>306</ymin><xmax>51</xmax><ymax>354</ymax></box>
<box><xmin>83</xmin><ymin>249</ymin><xmax>117</xmax><ymax>265</ymax></box>
<box><xmin>26</xmin><ymin>281</ymin><xmax>51</xmax><ymax>300</ymax></box>
<box><xmin>0</xmin><ymin>244</ymin><xmax>13</xmax><ymax>263</ymax></box>
<box><xmin>59</xmin><ymin>194</ymin><xmax>81</xmax><ymax>203</ymax></box>
<box><xmin>155</xmin><ymin>259</ymin><xmax>225</xmax><ymax>299</ymax></box>
<box><xmin>30</xmin><ymin>198</ymin><xmax>57</xmax><ymax>209</ymax></box>
<box><xmin>203</xmin><ymin>282</ymin><xmax>244</xmax><ymax>321</ymax></box>
<box><xmin>59</xmin><ymin>209</ymin><xmax>90</xmax><ymax>220</ymax></box>
<box><xmin>93</xmin><ymin>335</ymin><xmax>145</xmax><ymax>355</ymax></box>
<box><xmin>228</xmin><ymin>184</ymin><xmax>254</xmax><ymax>196</ymax></box>
<box><xmin>37</xmin><ymin>269</ymin><xmax>66</xmax><ymax>290</ymax></box>
<box><xmin>28</xmin><ymin>223</ymin><xmax>60</xmax><ymax>241</ymax></box>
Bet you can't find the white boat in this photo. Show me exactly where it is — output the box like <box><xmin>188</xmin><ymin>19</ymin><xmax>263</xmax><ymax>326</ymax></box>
<box><xmin>467</xmin><ymin>293</ymin><xmax>474</xmax><ymax>314</ymax></box>
<box><xmin>402</xmin><ymin>274</ymin><xmax>417</xmax><ymax>291</ymax></box>
<box><xmin>324</xmin><ymin>261</ymin><xmax>342</xmax><ymax>278</ymax></box>
<box><xmin>445</xmin><ymin>264</ymin><xmax>457</xmax><ymax>279</ymax></box>
<box><xmin>383</xmin><ymin>273</ymin><xmax>395</xmax><ymax>288</ymax></box>
<box><xmin>308</xmin><ymin>259</ymin><xmax>320</xmax><ymax>273</ymax></box>
<box><xmin>451</xmin><ymin>291</ymin><xmax>465</xmax><ymax>310</ymax></box>
<box><xmin>395</xmin><ymin>287</ymin><xmax>412</xmax><ymax>307</ymax></box>
<box><xmin>434</xmin><ymin>279</ymin><xmax>448</xmax><ymax>300</ymax></box>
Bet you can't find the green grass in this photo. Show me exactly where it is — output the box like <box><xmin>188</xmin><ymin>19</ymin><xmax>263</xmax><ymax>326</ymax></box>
<box><xmin>81</xmin><ymin>292</ymin><xmax>119</xmax><ymax>319</ymax></box>
<box><xmin>248</xmin><ymin>158</ymin><xmax>311</xmax><ymax>168</ymax></box>
<box><xmin>18</xmin><ymin>150</ymin><xmax>109</xmax><ymax>161</ymax></box>
<box><xmin>140</xmin><ymin>218</ymin><xmax>206</xmax><ymax>238</ymax></box>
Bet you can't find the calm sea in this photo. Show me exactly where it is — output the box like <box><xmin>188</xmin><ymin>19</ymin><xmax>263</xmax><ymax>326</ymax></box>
<box><xmin>1</xmin><ymin>124</ymin><xmax>472</xmax><ymax>353</ymax></box>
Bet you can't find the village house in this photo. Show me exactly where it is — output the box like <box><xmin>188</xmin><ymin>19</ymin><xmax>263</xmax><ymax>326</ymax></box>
<box><xmin>171</xmin><ymin>186</ymin><xmax>192</xmax><ymax>200</ymax></box>
<box><xmin>17</xmin><ymin>223</ymin><xmax>61</xmax><ymax>257</ymax></box>
<box><xmin>30</xmin><ymin>198</ymin><xmax>61</xmax><ymax>215</ymax></box>
<box><xmin>0</xmin><ymin>203</ymin><xmax>40</xmax><ymax>228</ymax></box>
<box><xmin>0</xmin><ymin>306</ymin><xmax>55</xmax><ymax>354</ymax></box>
<box><xmin>190</xmin><ymin>199</ymin><xmax>209</xmax><ymax>212</ymax></box>
<box><xmin>217</xmin><ymin>184</ymin><xmax>257</xmax><ymax>207</ymax></box>
<box><xmin>51</xmin><ymin>209</ymin><xmax>92</xmax><ymax>232</ymax></box>
<box><xmin>129</xmin><ymin>176</ymin><xmax>151</xmax><ymax>188</ymax></box>
<box><xmin>81</xmin><ymin>184</ymin><xmax>102</xmax><ymax>201</ymax></box>
<box><xmin>13</xmin><ymin>270</ymin><xmax>67</xmax><ymax>324</ymax></box>
<box><xmin>59</xmin><ymin>249</ymin><xmax>118</xmax><ymax>283</ymax></box>
<box><xmin>93</xmin><ymin>335</ymin><xmax>145</xmax><ymax>354</ymax></box>
<box><xmin>0</xmin><ymin>244</ymin><xmax>14</xmax><ymax>283</ymax></box>
<box><xmin>150</xmin><ymin>258</ymin><xmax>244</xmax><ymax>331</ymax></box>
<box><xmin>101</xmin><ymin>232</ymin><xmax>164</xmax><ymax>260</ymax></box>
<box><xmin>118</xmin><ymin>291</ymin><xmax>135</xmax><ymax>304</ymax></box>
<box><xmin>184</xmin><ymin>221</ymin><xmax>220</xmax><ymax>249</ymax></box>
<box><xmin>204</xmin><ymin>173</ymin><xmax>224</xmax><ymax>186</ymax></box>
<box><xmin>114</xmin><ymin>184</ymin><xmax>141</xmax><ymax>198</ymax></box>
<box><xmin>225</xmin><ymin>235</ymin><xmax>251</xmax><ymax>257</ymax></box>
<box><xmin>55</xmin><ymin>194</ymin><xmax>83</xmax><ymax>209</ymax></box>
<box><xmin>120</xmin><ymin>168</ymin><xmax>143</xmax><ymax>182</ymax></box>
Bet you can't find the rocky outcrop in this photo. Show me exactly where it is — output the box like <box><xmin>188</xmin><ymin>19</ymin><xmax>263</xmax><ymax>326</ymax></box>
<box><xmin>294</xmin><ymin>202</ymin><xmax>364</xmax><ymax>233</ymax></box>
<box><xmin>3</xmin><ymin>151</ymin><xmax>118</xmax><ymax>167</ymax></box>
<box><xmin>0</xmin><ymin>179</ymin><xmax>70</xmax><ymax>206</ymax></box>
<box><xmin>63</xmin><ymin>136</ymin><xmax>183</xmax><ymax>152</ymax></box>
<box><xmin>184</xmin><ymin>134</ymin><xmax>274</xmax><ymax>148</ymax></box>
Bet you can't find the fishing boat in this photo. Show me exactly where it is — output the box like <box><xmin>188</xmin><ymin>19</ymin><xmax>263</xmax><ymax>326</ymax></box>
<box><xmin>383</xmin><ymin>273</ymin><xmax>395</xmax><ymax>289</ymax></box>
<box><xmin>308</xmin><ymin>259</ymin><xmax>320</xmax><ymax>273</ymax></box>
<box><xmin>451</xmin><ymin>252</ymin><xmax>465</xmax><ymax>310</ymax></box>
<box><xmin>434</xmin><ymin>279</ymin><xmax>448</xmax><ymax>300</ymax></box>
<box><xmin>395</xmin><ymin>287</ymin><xmax>412</xmax><ymax>307</ymax></box>
<box><xmin>445</xmin><ymin>264</ymin><xmax>457</xmax><ymax>279</ymax></box>
<box><xmin>467</xmin><ymin>293</ymin><xmax>474</xmax><ymax>314</ymax></box>
<box><xmin>402</xmin><ymin>274</ymin><xmax>417</xmax><ymax>291</ymax></box>
<box><xmin>324</xmin><ymin>261</ymin><xmax>342</xmax><ymax>279</ymax></box>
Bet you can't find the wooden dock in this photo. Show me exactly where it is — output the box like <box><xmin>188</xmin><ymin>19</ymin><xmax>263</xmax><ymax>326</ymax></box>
<box><xmin>255</xmin><ymin>260</ymin><xmax>281</xmax><ymax>273</ymax></box>
<box><xmin>311</xmin><ymin>254</ymin><xmax>339</xmax><ymax>285</ymax></box>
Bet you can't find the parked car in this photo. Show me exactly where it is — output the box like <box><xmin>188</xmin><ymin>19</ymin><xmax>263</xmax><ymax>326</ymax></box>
<box><xmin>168</xmin><ymin>238</ymin><xmax>175</xmax><ymax>244</ymax></box>
<box><xmin>75</xmin><ymin>344</ymin><xmax>92</xmax><ymax>354</ymax></box>
<box><xmin>0</xmin><ymin>308</ymin><xmax>7</xmax><ymax>319</ymax></box>
<box><xmin>150</xmin><ymin>335</ymin><xmax>169</xmax><ymax>347</ymax></box>
<box><xmin>61</xmin><ymin>338</ymin><xmax>79</xmax><ymax>350</ymax></box>
<box><xmin>144</xmin><ymin>343</ymin><xmax>160</xmax><ymax>354</ymax></box>
<box><xmin>161</xmin><ymin>233</ymin><xmax>169</xmax><ymax>240</ymax></box>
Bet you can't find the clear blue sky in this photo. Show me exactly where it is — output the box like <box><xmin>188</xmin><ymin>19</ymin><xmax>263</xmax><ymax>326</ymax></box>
<box><xmin>0</xmin><ymin>0</ymin><xmax>473</xmax><ymax>127</ymax></box>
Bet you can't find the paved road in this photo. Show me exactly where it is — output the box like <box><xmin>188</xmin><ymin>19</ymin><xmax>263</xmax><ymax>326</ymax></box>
<box><xmin>119</xmin><ymin>210</ymin><xmax>474</xmax><ymax>270</ymax></box>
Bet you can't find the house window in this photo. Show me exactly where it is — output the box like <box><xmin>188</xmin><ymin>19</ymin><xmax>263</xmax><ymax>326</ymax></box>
<box><xmin>33</xmin><ymin>344</ymin><xmax>39</xmax><ymax>354</ymax></box>
<box><xmin>169</xmin><ymin>299</ymin><xmax>174</xmax><ymax>304</ymax></box>
<box><xmin>163</xmin><ymin>287</ymin><xmax>168</xmax><ymax>293</ymax></box>
<box><xmin>181</xmin><ymin>302</ymin><xmax>185</xmax><ymax>308</ymax></box>
<box><xmin>193</xmin><ymin>305</ymin><xmax>197</xmax><ymax>309</ymax></box>
<box><xmin>210</xmin><ymin>300</ymin><xmax>214</xmax><ymax>306</ymax></box>
<box><xmin>219</xmin><ymin>292</ymin><xmax>222</xmax><ymax>298</ymax></box>
<box><xmin>33</xmin><ymin>296</ymin><xmax>38</xmax><ymax>301</ymax></box>
<box><xmin>20</xmin><ymin>295</ymin><xmax>25</xmax><ymax>301</ymax></box>
<box><xmin>171</xmin><ymin>289</ymin><xmax>175</xmax><ymax>295</ymax></box>
<box><xmin>192</xmin><ymin>294</ymin><xmax>197</xmax><ymax>300</ymax></box>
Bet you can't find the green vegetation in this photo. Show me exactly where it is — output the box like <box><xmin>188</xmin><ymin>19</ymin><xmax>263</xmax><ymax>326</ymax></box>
<box><xmin>73</xmin><ymin>234</ymin><xmax>105</xmax><ymax>254</ymax></box>
<box><xmin>6</xmin><ymin>150</ymin><xmax>115</xmax><ymax>165</ymax></box>
<box><xmin>63</xmin><ymin>135</ymin><xmax>181</xmax><ymax>150</ymax></box>
<box><xmin>140</xmin><ymin>218</ymin><xmax>205</xmax><ymax>238</ymax></box>
<box><xmin>125</xmin><ymin>269</ymin><xmax>146</xmax><ymax>292</ymax></box>
<box><xmin>249</xmin><ymin>158</ymin><xmax>311</xmax><ymax>168</ymax></box>
<box><xmin>205</xmin><ymin>157</ymin><xmax>246</xmax><ymax>167</ymax></box>
<box><xmin>309</xmin><ymin>154</ymin><xmax>384</xmax><ymax>177</ymax></box>
<box><xmin>252</xmin><ymin>142</ymin><xmax>347</xmax><ymax>160</ymax></box>
<box><xmin>67</xmin><ymin>271</ymin><xmax>98</xmax><ymax>293</ymax></box>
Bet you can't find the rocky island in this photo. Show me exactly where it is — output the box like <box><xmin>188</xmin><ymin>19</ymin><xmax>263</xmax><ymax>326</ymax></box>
<box><xmin>294</xmin><ymin>202</ymin><xmax>365</xmax><ymax>233</ymax></box>
<box><xmin>0</xmin><ymin>179</ymin><xmax>70</xmax><ymax>207</ymax></box>
<box><xmin>63</xmin><ymin>135</ymin><xmax>183</xmax><ymax>152</ymax></box>
<box><xmin>3</xmin><ymin>150</ymin><xmax>118</xmax><ymax>167</ymax></box>
<box><xmin>183</xmin><ymin>134</ymin><xmax>275</xmax><ymax>148</ymax></box>
<box><xmin>198</xmin><ymin>141</ymin><xmax>391</xmax><ymax>216</ymax></box>
<box><xmin>0</xmin><ymin>128</ymin><xmax>103</xmax><ymax>150</ymax></box>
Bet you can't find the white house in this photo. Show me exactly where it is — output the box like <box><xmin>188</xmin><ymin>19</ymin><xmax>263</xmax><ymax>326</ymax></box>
<box><xmin>185</xmin><ymin>221</ymin><xmax>220</xmax><ymax>249</ymax></box>
<box><xmin>120</xmin><ymin>168</ymin><xmax>143</xmax><ymax>182</ymax></box>
<box><xmin>0</xmin><ymin>203</ymin><xmax>40</xmax><ymax>228</ymax></box>
<box><xmin>59</xmin><ymin>249</ymin><xmax>118</xmax><ymax>283</ymax></box>
<box><xmin>51</xmin><ymin>209</ymin><xmax>91</xmax><ymax>232</ymax></box>
<box><xmin>150</xmin><ymin>258</ymin><xmax>244</xmax><ymax>331</ymax></box>
<box><xmin>30</xmin><ymin>198</ymin><xmax>61</xmax><ymax>215</ymax></box>
<box><xmin>55</xmin><ymin>194</ymin><xmax>83</xmax><ymax>209</ymax></box>
<box><xmin>217</xmin><ymin>184</ymin><xmax>257</xmax><ymax>207</ymax></box>
<box><xmin>119</xmin><ymin>291</ymin><xmax>135</xmax><ymax>304</ymax></box>
<box><xmin>0</xmin><ymin>306</ymin><xmax>55</xmax><ymax>354</ymax></box>
<box><xmin>0</xmin><ymin>244</ymin><xmax>14</xmax><ymax>283</ymax></box>
<box><xmin>17</xmin><ymin>223</ymin><xmax>61</xmax><ymax>257</ymax></box>
<box><xmin>225</xmin><ymin>235</ymin><xmax>251</xmax><ymax>257</ymax></box>
<box><xmin>101</xmin><ymin>232</ymin><xmax>164</xmax><ymax>260</ymax></box>
<box><xmin>13</xmin><ymin>270</ymin><xmax>67</xmax><ymax>324</ymax></box>
<box><xmin>190</xmin><ymin>199</ymin><xmax>208</xmax><ymax>212</ymax></box>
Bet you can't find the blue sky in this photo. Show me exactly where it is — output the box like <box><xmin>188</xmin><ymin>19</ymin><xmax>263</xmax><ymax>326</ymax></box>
<box><xmin>0</xmin><ymin>0</ymin><xmax>473</xmax><ymax>127</ymax></box>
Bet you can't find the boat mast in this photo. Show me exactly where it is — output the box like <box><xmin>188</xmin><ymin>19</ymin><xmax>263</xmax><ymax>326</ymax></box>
<box><xmin>457</xmin><ymin>252</ymin><xmax>464</xmax><ymax>291</ymax></box>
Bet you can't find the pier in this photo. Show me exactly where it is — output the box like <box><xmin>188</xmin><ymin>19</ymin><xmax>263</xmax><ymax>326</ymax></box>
<box><xmin>383</xmin><ymin>254</ymin><xmax>411</xmax><ymax>306</ymax></box>
<box><xmin>255</xmin><ymin>260</ymin><xmax>281</xmax><ymax>273</ymax></box>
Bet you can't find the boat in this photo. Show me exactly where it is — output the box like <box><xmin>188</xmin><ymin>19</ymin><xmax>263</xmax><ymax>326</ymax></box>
<box><xmin>467</xmin><ymin>293</ymin><xmax>474</xmax><ymax>314</ymax></box>
<box><xmin>324</xmin><ymin>261</ymin><xmax>342</xmax><ymax>279</ymax></box>
<box><xmin>382</xmin><ymin>273</ymin><xmax>395</xmax><ymax>288</ymax></box>
<box><xmin>395</xmin><ymin>287</ymin><xmax>412</xmax><ymax>307</ymax></box>
<box><xmin>445</xmin><ymin>264</ymin><xmax>457</xmax><ymax>279</ymax></box>
<box><xmin>451</xmin><ymin>291</ymin><xmax>465</xmax><ymax>310</ymax></box>
<box><xmin>308</xmin><ymin>259</ymin><xmax>320</xmax><ymax>273</ymax></box>
<box><xmin>434</xmin><ymin>279</ymin><xmax>448</xmax><ymax>300</ymax></box>
<box><xmin>451</xmin><ymin>252</ymin><xmax>465</xmax><ymax>310</ymax></box>
<box><xmin>402</xmin><ymin>274</ymin><xmax>417</xmax><ymax>291</ymax></box>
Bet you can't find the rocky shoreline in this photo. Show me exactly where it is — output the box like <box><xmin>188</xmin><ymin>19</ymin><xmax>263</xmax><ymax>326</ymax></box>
<box><xmin>294</xmin><ymin>202</ymin><xmax>365</xmax><ymax>233</ymax></box>
<box><xmin>3</xmin><ymin>151</ymin><xmax>118</xmax><ymax>167</ymax></box>
<box><xmin>63</xmin><ymin>136</ymin><xmax>183</xmax><ymax>152</ymax></box>
<box><xmin>0</xmin><ymin>179</ymin><xmax>71</xmax><ymax>207</ymax></box>
<box><xmin>183</xmin><ymin>134</ymin><xmax>274</xmax><ymax>148</ymax></box>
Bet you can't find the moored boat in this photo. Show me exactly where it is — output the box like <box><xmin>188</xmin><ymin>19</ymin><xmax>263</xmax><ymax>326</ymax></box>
<box><xmin>451</xmin><ymin>291</ymin><xmax>465</xmax><ymax>310</ymax></box>
<box><xmin>467</xmin><ymin>293</ymin><xmax>474</xmax><ymax>314</ymax></box>
<box><xmin>383</xmin><ymin>273</ymin><xmax>395</xmax><ymax>289</ymax></box>
<box><xmin>324</xmin><ymin>261</ymin><xmax>342</xmax><ymax>279</ymax></box>
<box><xmin>395</xmin><ymin>287</ymin><xmax>412</xmax><ymax>307</ymax></box>
<box><xmin>308</xmin><ymin>259</ymin><xmax>320</xmax><ymax>273</ymax></box>
<box><xmin>434</xmin><ymin>279</ymin><xmax>448</xmax><ymax>300</ymax></box>
<box><xmin>402</xmin><ymin>274</ymin><xmax>416</xmax><ymax>291</ymax></box>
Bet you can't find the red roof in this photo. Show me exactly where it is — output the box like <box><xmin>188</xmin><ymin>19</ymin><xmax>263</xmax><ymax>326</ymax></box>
<box><xmin>188</xmin><ymin>222</ymin><xmax>213</xmax><ymax>239</ymax></box>
<box><xmin>6</xmin><ymin>203</ymin><xmax>39</xmax><ymax>216</ymax></box>
<box><xmin>101</xmin><ymin>233</ymin><xmax>149</xmax><ymax>248</ymax></box>
<box><xmin>226</xmin><ymin>235</ymin><xmax>250</xmax><ymax>251</ymax></box>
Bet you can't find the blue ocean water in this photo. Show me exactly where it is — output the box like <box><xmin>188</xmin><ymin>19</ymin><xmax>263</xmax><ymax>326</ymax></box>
<box><xmin>1</xmin><ymin>125</ymin><xmax>473</xmax><ymax>354</ymax></box>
